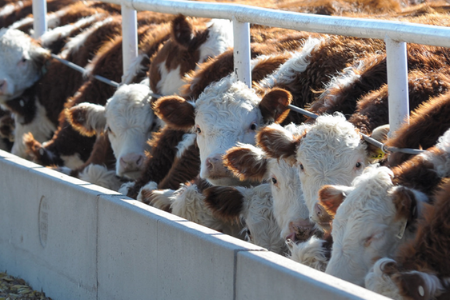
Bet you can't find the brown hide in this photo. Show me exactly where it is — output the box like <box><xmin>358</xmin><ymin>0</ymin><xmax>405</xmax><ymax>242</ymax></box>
<box><xmin>386</xmin><ymin>89</ymin><xmax>450</xmax><ymax>167</ymax></box>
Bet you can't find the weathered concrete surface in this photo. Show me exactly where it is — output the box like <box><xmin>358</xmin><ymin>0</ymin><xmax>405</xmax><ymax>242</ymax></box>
<box><xmin>0</xmin><ymin>150</ymin><xmax>391</xmax><ymax>300</ymax></box>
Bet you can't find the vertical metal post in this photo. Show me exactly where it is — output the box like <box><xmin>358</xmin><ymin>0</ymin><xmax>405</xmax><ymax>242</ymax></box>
<box><xmin>32</xmin><ymin>0</ymin><xmax>47</xmax><ymax>38</ymax></box>
<box><xmin>385</xmin><ymin>36</ymin><xmax>409</xmax><ymax>138</ymax></box>
<box><xmin>121</xmin><ymin>4</ymin><xmax>138</xmax><ymax>83</ymax></box>
<box><xmin>232</xmin><ymin>18</ymin><xmax>251</xmax><ymax>88</ymax></box>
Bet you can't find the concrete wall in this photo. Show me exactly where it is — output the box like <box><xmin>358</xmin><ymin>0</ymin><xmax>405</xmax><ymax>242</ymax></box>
<box><xmin>0</xmin><ymin>150</ymin><xmax>390</xmax><ymax>300</ymax></box>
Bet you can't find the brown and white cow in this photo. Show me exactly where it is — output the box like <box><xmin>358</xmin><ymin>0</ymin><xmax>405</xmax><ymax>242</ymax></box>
<box><xmin>25</xmin><ymin>15</ymin><xmax>233</xmax><ymax>170</ymax></box>
<box><xmin>204</xmin><ymin>183</ymin><xmax>287</xmax><ymax>254</ymax></box>
<box><xmin>365</xmin><ymin>179</ymin><xmax>450</xmax><ymax>299</ymax></box>
<box><xmin>139</xmin><ymin>178</ymin><xmax>245</xmax><ymax>240</ymax></box>
<box><xmin>24</xmin><ymin>19</ymin><xmax>171</xmax><ymax>168</ymax></box>
<box><xmin>256</xmin><ymin>113</ymin><xmax>387</xmax><ymax>219</ymax></box>
<box><xmin>321</xmin><ymin>128</ymin><xmax>450</xmax><ymax>286</ymax></box>
<box><xmin>127</xmin><ymin>43</ymin><xmax>298</xmax><ymax>199</ymax></box>
<box><xmin>67</xmin><ymin>83</ymin><xmax>159</xmax><ymax>180</ymax></box>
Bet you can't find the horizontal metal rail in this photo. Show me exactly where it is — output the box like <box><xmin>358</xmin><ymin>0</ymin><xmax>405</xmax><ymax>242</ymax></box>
<box><xmin>50</xmin><ymin>54</ymin><xmax>163</xmax><ymax>99</ymax></box>
<box><xmin>288</xmin><ymin>104</ymin><xmax>424</xmax><ymax>155</ymax></box>
<box><xmin>106</xmin><ymin>0</ymin><xmax>450</xmax><ymax>47</ymax></box>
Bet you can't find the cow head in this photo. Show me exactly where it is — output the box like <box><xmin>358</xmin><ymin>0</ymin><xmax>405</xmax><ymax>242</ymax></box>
<box><xmin>0</xmin><ymin>28</ymin><xmax>50</xmax><ymax>102</ymax></box>
<box><xmin>154</xmin><ymin>77</ymin><xmax>292</xmax><ymax>186</ymax></box>
<box><xmin>67</xmin><ymin>84</ymin><xmax>158</xmax><ymax>179</ymax></box>
<box><xmin>204</xmin><ymin>184</ymin><xmax>286</xmax><ymax>254</ymax></box>
<box><xmin>257</xmin><ymin>113</ymin><xmax>388</xmax><ymax>217</ymax></box>
<box><xmin>365</xmin><ymin>258</ymin><xmax>448</xmax><ymax>300</ymax></box>
<box><xmin>149</xmin><ymin>14</ymin><xmax>233</xmax><ymax>96</ymax></box>
<box><xmin>323</xmin><ymin>166</ymin><xmax>429</xmax><ymax>286</ymax></box>
<box><xmin>223</xmin><ymin>129</ymin><xmax>314</xmax><ymax>242</ymax></box>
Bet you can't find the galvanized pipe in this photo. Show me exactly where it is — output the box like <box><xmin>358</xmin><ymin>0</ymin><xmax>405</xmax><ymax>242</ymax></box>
<box><xmin>385</xmin><ymin>37</ymin><xmax>409</xmax><ymax>138</ymax></box>
<box><xmin>32</xmin><ymin>0</ymin><xmax>47</xmax><ymax>38</ymax></box>
<box><xmin>121</xmin><ymin>4</ymin><xmax>138</xmax><ymax>82</ymax></box>
<box><xmin>98</xmin><ymin>0</ymin><xmax>450</xmax><ymax>48</ymax></box>
<box><xmin>232</xmin><ymin>18</ymin><xmax>251</xmax><ymax>88</ymax></box>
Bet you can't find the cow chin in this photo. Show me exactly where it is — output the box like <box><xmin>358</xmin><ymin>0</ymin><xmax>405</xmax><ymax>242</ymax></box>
<box><xmin>206</xmin><ymin>175</ymin><xmax>243</xmax><ymax>187</ymax></box>
<box><xmin>120</xmin><ymin>170</ymin><xmax>142</xmax><ymax>180</ymax></box>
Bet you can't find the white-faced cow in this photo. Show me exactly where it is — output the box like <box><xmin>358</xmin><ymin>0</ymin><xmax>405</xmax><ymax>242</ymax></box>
<box><xmin>321</xmin><ymin>128</ymin><xmax>450</xmax><ymax>286</ymax></box>
<box><xmin>67</xmin><ymin>83</ymin><xmax>159</xmax><ymax>180</ymax></box>
<box><xmin>256</xmin><ymin>113</ymin><xmax>387</xmax><ymax>219</ymax></box>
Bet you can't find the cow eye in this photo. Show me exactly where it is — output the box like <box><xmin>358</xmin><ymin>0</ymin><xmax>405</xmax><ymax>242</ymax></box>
<box><xmin>195</xmin><ymin>125</ymin><xmax>201</xmax><ymax>134</ymax></box>
<box><xmin>299</xmin><ymin>163</ymin><xmax>304</xmax><ymax>171</ymax></box>
<box><xmin>105</xmin><ymin>125</ymin><xmax>115</xmax><ymax>136</ymax></box>
<box><xmin>355</xmin><ymin>162</ymin><xmax>362</xmax><ymax>168</ymax></box>
<box><xmin>249</xmin><ymin>123</ymin><xmax>257</xmax><ymax>131</ymax></box>
<box><xmin>271</xmin><ymin>177</ymin><xmax>277</xmax><ymax>184</ymax></box>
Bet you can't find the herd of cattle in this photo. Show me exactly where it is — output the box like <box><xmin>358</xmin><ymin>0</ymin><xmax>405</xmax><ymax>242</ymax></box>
<box><xmin>2</xmin><ymin>0</ymin><xmax>450</xmax><ymax>298</ymax></box>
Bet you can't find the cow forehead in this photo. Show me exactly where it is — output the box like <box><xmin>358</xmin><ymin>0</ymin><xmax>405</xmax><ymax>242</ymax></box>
<box><xmin>105</xmin><ymin>85</ymin><xmax>153</xmax><ymax>129</ymax></box>
<box><xmin>0</xmin><ymin>29</ymin><xmax>31</xmax><ymax>61</ymax></box>
<box><xmin>333</xmin><ymin>167</ymin><xmax>396</xmax><ymax>230</ymax></box>
<box><xmin>195</xmin><ymin>77</ymin><xmax>261</xmax><ymax>109</ymax></box>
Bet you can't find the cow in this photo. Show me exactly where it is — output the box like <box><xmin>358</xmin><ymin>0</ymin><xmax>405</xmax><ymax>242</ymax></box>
<box><xmin>256</xmin><ymin>113</ymin><xmax>388</xmax><ymax>219</ymax></box>
<box><xmin>203</xmin><ymin>183</ymin><xmax>287</xmax><ymax>254</ymax></box>
<box><xmin>0</xmin><ymin>10</ymin><xmax>129</xmax><ymax>160</ymax></box>
<box><xmin>139</xmin><ymin>178</ymin><xmax>245</xmax><ymax>240</ymax></box>
<box><xmin>126</xmin><ymin>46</ymin><xmax>298</xmax><ymax>199</ymax></box>
<box><xmin>67</xmin><ymin>83</ymin><xmax>160</xmax><ymax>180</ymax></box>
<box><xmin>133</xmin><ymin>35</ymin><xmax>384</xmax><ymax>198</ymax></box>
<box><xmin>25</xmin><ymin>15</ymin><xmax>233</xmax><ymax>171</ymax></box>
<box><xmin>221</xmin><ymin>123</ymin><xmax>310</xmax><ymax>242</ymax></box>
<box><xmin>365</xmin><ymin>179</ymin><xmax>450</xmax><ymax>299</ymax></box>
<box><xmin>320</xmin><ymin>128</ymin><xmax>450</xmax><ymax>286</ymax></box>
<box><xmin>24</xmin><ymin>18</ymin><xmax>173</xmax><ymax>168</ymax></box>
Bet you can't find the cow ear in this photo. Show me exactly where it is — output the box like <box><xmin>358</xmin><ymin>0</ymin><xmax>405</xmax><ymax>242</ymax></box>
<box><xmin>224</xmin><ymin>144</ymin><xmax>268</xmax><ymax>182</ymax></box>
<box><xmin>392</xmin><ymin>186</ymin><xmax>421</xmax><ymax>225</ymax></box>
<box><xmin>366</xmin><ymin>124</ymin><xmax>390</xmax><ymax>161</ymax></box>
<box><xmin>318</xmin><ymin>185</ymin><xmax>350</xmax><ymax>216</ymax></box>
<box><xmin>259</xmin><ymin>88</ymin><xmax>292</xmax><ymax>124</ymax></box>
<box><xmin>153</xmin><ymin>95</ymin><xmax>195</xmax><ymax>131</ymax></box>
<box><xmin>204</xmin><ymin>186</ymin><xmax>244</xmax><ymax>223</ymax></box>
<box><xmin>171</xmin><ymin>14</ymin><xmax>193</xmax><ymax>49</ymax></box>
<box><xmin>66</xmin><ymin>103</ymin><xmax>106</xmax><ymax>137</ymax></box>
<box><xmin>394</xmin><ymin>271</ymin><xmax>436</xmax><ymax>300</ymax></box>
<box><xmin>256</xmin><ymin>123</ymin><xmax>299</xmax><ymax>165</ymax></box>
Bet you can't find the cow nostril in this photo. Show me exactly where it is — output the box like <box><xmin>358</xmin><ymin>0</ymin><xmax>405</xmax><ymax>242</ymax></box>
<box><xmin>136</xmin><ymin>156</ymin><xmax>143</xmax><ymax>166</ymax></box>
<box><xmin>206</xmin><ymin>158</ymin><xmax>213</xmax><ymax>170</ymax></box>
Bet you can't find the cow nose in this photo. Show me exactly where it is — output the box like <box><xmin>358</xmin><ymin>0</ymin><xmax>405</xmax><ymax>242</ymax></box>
<box><xmin>0</xmin><ymin>79</ymin><xmax>7</xmax><ymax>95</ymax></box>
<box><xmin>206</xmin><ymin>155</ymin><xmax>221</xmax><ymax>171</ymax></box>
<box><xmin>120</xmin><ymin>153</ymin><xmax>145</xmax><ymax>171</ymax></box>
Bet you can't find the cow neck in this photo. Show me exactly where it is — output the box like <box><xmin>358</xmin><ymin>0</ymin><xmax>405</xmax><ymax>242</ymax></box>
<box><xmin>5</xmin><ymin>83</ymin><xmax>38</xmax><ymax>125</ymax></box>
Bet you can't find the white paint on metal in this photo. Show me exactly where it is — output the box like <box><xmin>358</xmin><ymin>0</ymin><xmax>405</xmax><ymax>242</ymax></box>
<box><xmin>121</xmin><ymin>4</ymin><xmax>138</xmax><ymax>82</ymax></box>
<box><xmin>32</xmin><ymin>0</ymin><xmax>47</xmax><ymax>38</ymax></box>
<box><xmin>232</xmin><ymin>18</ymin><xmax>251</xmax><ymax>88</ymax></box>
<box><xmin>385</xmin><ymin>36</ymin><xmax>409</xmax><ymax>138</ymax></box>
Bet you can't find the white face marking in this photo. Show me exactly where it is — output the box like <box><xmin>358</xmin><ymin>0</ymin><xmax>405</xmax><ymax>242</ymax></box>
<box><xmin>325</xmin><ymin>167</ymin><xmax>408</xmax><ymax>286</ymax></box>
<box><xmin>194</xmin><ymin>78</ymin><xmax>263</xmax><ymax>186</ymax></box>
<box><xmin>296</xmin><ymin>114</ymin><xmax>368</xmax><ymax>215</ymax></box>
<box><xmin>0</xmin><ymin>29</ymin><xmax>48</xmax><ymax>102</ymax></box>
<box><xmin>104</xmin><ymin>84</ymin><xmax>155</xmax><ymax>179</ymax></box>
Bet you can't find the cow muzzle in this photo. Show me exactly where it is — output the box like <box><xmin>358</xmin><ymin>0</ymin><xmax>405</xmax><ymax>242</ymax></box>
<box><xmin>204</xmin><ymin>154</ymin><xmax>232</xmax><ymax>179</ymax></box>
<box><xmin>118</xmin><ymin>152</ymin><xmax>145</xmax><ymax>178</ymax></box>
